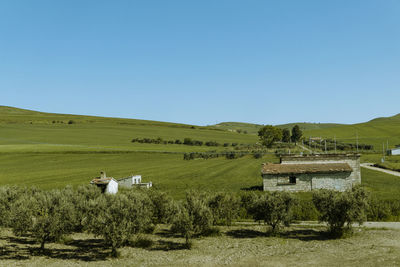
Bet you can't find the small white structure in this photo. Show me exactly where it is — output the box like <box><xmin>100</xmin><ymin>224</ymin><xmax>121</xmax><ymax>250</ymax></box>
<box><xmin>90</xmin><ymin>171</ymin><xmax>118</xmax><ymax>194</ymax></box>
<box><xmin>387</xmin><ymin>147</ymin><xmax>400</xmax><ymax>156</ymax></box>
<box><xmin>118</xmin><ymin>175</ymin><xmax>152</xmax><ymax>189</ymax></box>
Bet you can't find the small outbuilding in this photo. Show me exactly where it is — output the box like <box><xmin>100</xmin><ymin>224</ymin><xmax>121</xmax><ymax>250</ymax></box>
<box><xmin>387</xmin><ymin>147</ymin><xmax>400</xmax><ymax>156</ymax></box>
<box><xmin>261</xmin><ymin>154</ymin><xmax>361</xmax><ymax>192</ymax></box>
<box><xmin>117</xmin><ymin>175</ymin><xmax>152</xmax><ymax>189</ymax></box>
<box><xmin>90</xmin><ymin>171</ymin><xmax>118</xmax><ymax>194</ymax></box>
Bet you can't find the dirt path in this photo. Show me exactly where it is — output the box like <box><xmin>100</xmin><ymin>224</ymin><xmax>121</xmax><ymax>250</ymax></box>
<box><xmin>291</xmin><ymin>221</ymin><xmax>400</xmax><ymax>230</ymax></box>
<box><xmin>361</xmin><ymin>163</ymin><xmax>400</xmax><ymax>177</ymax></box>
<box><xmin>297</xmin><ymin>144</ymin><xmax>313</xmax><ymax>153</ymax></box>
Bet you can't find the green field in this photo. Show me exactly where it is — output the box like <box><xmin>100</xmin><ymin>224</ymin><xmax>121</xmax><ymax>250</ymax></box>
<box><xmin>1</xmin><ymin>106</ymin><xmax>400</xmax><ymax>200</ymax></box>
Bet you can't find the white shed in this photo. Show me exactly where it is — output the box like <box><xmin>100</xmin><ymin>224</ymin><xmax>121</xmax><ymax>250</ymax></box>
<box><xmin>90</xmin><ymin>171</ymin><xmax>119</xmax><ymax>194</ymax></box>
<box><xmin>388</xmin><ymin>148</ymin><xmax>400</xmax><ymax>156</ymax></box>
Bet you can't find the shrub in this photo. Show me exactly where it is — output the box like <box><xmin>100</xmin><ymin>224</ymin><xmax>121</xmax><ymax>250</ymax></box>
<box><xmin>312</xmin><ymin>186</ymin><xmax>369</xmax><ymax>237</ymax></box>
<box><xmin>183</xmin><ymin>138</ymin><xmax>193</xmax><ymax>145</ymax></box>
<box><xmin>249</xmin><ymin>191</ymin><xmax>295</xmax><ymax>233</ymax></box>
<box><xmin>68</xmin><ymin>120</ymin><xmax>75</xmax><ymax>124</ymax></box>
<box><xmin>291</xmin><ymin>198</ymin><xmax>319</xmax><ymax>221</ymax></box>
<box><xmin>253</xmin><ymin>152</ymin><xmax>263</xmax><ymax>159</ymax></box>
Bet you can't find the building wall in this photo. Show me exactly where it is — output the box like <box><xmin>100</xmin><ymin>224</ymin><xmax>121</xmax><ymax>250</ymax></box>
<box><xmin>392</xmin><ymin>149</ymin><xmax>400</xmax><ymax>156</ymax></box>
<box><xmin>118</xmin><ymin>175</ymin><xmax>142</xmax><ymax>188</ymax></box>
<box><xmin>105</xmin><ymin>179</ymin><xmax>118</xmax><ymax>194</ymax></box>
<box><xmin>263</xmin><ymin>172</ymin><xmax>352</xmax><ymax>192</ymax></box>
<box><xmin>280</xmin><ymin>155</ymin><xmax>361</xmax><ymax>186</ymax></box>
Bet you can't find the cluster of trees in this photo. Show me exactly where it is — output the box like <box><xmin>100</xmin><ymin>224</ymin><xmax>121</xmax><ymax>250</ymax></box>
<box><xmin>304</xmin><ymin>139</ymin><xmax>374</xmax><ymax>151</ymax></box>
<box><xmin>131</xmin><ymin>137</ymin><xmax>240</xmax><ymax>147</ymax></box>
<box><xmin>258</xmin><ymin>125</ymin><xmax>302</xmax><ymax>148</ymax></box>
<box><xmin>51</xmin><ymin>120</ymin><xmax>75</xmax><ymax>124</ymax></box>
<box><xmin>0</xmin><ymin>185</ymin><xmax>386</xmax><ymax>257</ymax></box>
<box><xmin>183</xmin><ymin>151</ymin><xmax>268</xmax><ymax>160</ymax></box>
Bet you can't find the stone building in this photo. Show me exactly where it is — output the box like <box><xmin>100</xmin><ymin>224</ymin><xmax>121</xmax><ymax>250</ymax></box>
<box><xmin>117</xmin><ymin>175</ymin><xmax>152</xmax><ymax>189</ymax></box>
<box><xmin>261</xmin><ymin>154</ymin><xmax>361</xmax><ymax>192</ymax></box>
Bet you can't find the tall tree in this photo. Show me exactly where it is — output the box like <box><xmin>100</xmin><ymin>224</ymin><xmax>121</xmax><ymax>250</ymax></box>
<box><xmin>291</xmin><ymin>125</ymin><xmax>303</xmax><ymax>144</ymax></box>
<box><xmin>282</xmin><ymin>129</ymin><xmax>291</xmax><ymax>143</ymax></box>
<box><xmin>258</xmin><ymin>125</ymin><xmax>283</xmax><ymax>148</ymax></box>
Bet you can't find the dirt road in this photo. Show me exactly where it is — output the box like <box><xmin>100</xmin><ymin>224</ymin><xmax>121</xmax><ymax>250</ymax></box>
<box><xmin>361</xmin><ymin>163</ymin><xmax>400</xmax><ymax>177</ymax></box>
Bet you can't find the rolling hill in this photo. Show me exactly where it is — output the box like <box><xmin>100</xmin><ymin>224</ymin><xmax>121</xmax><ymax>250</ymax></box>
<box><xmin>1</xmin><ymin>105</ymin><xmax>400</xmax><ymax>199</ymax></box>
<box><xmin>212</xmin><ymin>114</ymin><xmax>400</xmax><ymax>151</ymax></box>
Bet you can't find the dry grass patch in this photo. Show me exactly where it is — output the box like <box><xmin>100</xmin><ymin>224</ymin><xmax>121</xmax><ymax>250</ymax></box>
<box><xmin>0</xmin><ymin>224</ymin><xmax>399</xmax><ymax>266</ymax></box>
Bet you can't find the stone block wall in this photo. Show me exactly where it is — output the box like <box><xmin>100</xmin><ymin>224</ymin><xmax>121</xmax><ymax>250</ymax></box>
<box><xmin>263</xmin><ymin>172</ymin><xmax>353</xmax><ymax>192</ymax></box>
<box><xmin>280</xmin><ymin>154</ymin><xmax>361</xmax><ymax>185</ymax></box>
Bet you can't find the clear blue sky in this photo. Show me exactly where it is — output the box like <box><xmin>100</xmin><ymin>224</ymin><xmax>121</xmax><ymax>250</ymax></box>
<box><xmin>1</xmin><ymin>0</ymin><xmax>399</xmax><ymax>125</ymax></box>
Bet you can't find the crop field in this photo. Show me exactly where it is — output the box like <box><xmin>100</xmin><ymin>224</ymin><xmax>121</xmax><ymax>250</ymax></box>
<box><xmin>0</xmin><ymin>224</ymin><xmax>399</xmax><ymax>266</ymax></box>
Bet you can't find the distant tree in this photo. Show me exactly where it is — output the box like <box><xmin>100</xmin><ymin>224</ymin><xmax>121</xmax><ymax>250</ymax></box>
<box><xmin>291</xmin><ymin>125</ymin><xmax>302</xmax><ymax>144</ymax></box>
<box><xmin>68</xmin><ymin>120</ymin><xmax>75</xmax><ymax>124</ymax></box>
<box><xmin>258</xmin><ymin>125</ymin><xmax>283</xmax><ymax>148</ymax></box>
<box><xmin>312</xmin><ymin>186</ymin><xmax>369</xmax><ymax>237</ymax></box>
<box><xmin>282</xmin><ymin>129</ymin><xmax>291</xmax><ymax>143</ymax></box>
<box><xmin>249</xmin><ymin>191</ymin><xmax>295</xmax><ymax>233</ymax></box>
<box><xmin>183</xmin><ymin>138</ymin><xmax>193</xmax><ymax>145</ymax></box>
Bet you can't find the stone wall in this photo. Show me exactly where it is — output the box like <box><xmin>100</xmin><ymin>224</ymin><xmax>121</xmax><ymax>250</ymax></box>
<box><xmin>263</xmin><ymin>172</ymin><xmax>352</xmax><ymax>192</ymax></box>
<box><xmin>280</xmin><ymin>154</ymin><xmax>361</xmax><ymax>185</ymax></box>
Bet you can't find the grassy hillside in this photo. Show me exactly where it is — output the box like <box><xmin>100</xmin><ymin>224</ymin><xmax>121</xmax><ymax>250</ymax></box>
<box><xmin>304</xmin><ymin>113</ymin><xmax>400</xmax><ymax>152</ymax></box>
<box><xmin>211</xmin><ymin>121</ymin><xmax>344</xmax><ymax>135</ymax></box>
<box><xmin>1</xmin><ymin>106</ymin><xmax>400</xmax><ymax>200</ymax></box>
<box><xmin>0</xmin><ymin>106</ymin><xmax>257</xmax><ymax>153</ymax></box>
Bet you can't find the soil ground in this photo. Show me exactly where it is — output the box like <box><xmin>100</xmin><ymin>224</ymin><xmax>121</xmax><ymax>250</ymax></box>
<box><xmin>1</xmin><ymin>223</ymin><xmax>399</xmax><ymax>267</ymax></box>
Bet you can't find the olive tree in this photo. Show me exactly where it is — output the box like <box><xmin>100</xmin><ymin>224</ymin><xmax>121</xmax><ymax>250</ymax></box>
<box><xmin>62</xmin><ymin>185</ymin><xmax>102</xmax><ymax>232</ymax></box>
<box><xmin>312</xmin><ymin>186</ymin><xmax>369</xmax><ymax>237</ymax></box>
<box><xmin>87</xmin><ymin>191</ymin><xmax>153</xmax><ymax>257</ymax></box>
<box><xmin>0</xmin><ymin>186</ymin><xmax>21</xmax><ymax>228</ymax></box>
<box><xmin>171</xmin><ymin>191</ymin><xmax>213</xmax><ymax>248</ymax></box>
<box><xmin>11</xmin><ymin>189</ymin><xmax>75</xmax><ymax>250</ymax></box>
<box><xmin>146</xmin><ymin>189</ymin><xmax>175</xmax><ymax>224</ymax></box>
<box><xmin>208</xmin><ymin>192</ymin><xmax>240</xmax><ymax>226</ymax></box>
<box><xmin>249</xmin><ymin>191</ymin><xmax>295</xmax><ymax>233</ymax></box>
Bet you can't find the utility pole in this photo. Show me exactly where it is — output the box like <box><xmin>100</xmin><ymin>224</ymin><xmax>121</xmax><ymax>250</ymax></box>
<box><xmin>334</xmin><ymin>136</ymin><xmax>337</xmax><ymax>154</ymax></box>
<box><xmin>383</xmin><ymin>143</ymin><xmax>386</xmax><ymax>161</ymax></box>
<box><xmin>356</xmin><ymin>132</ymin><xmax>359</xmax><ymax>153</ymax></box>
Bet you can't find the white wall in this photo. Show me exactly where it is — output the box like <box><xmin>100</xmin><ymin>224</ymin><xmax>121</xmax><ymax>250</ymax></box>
<box><xmin>106</xmin><ymin>179</ymin><xmax>118</xmax><ymax>194</ymax></box>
